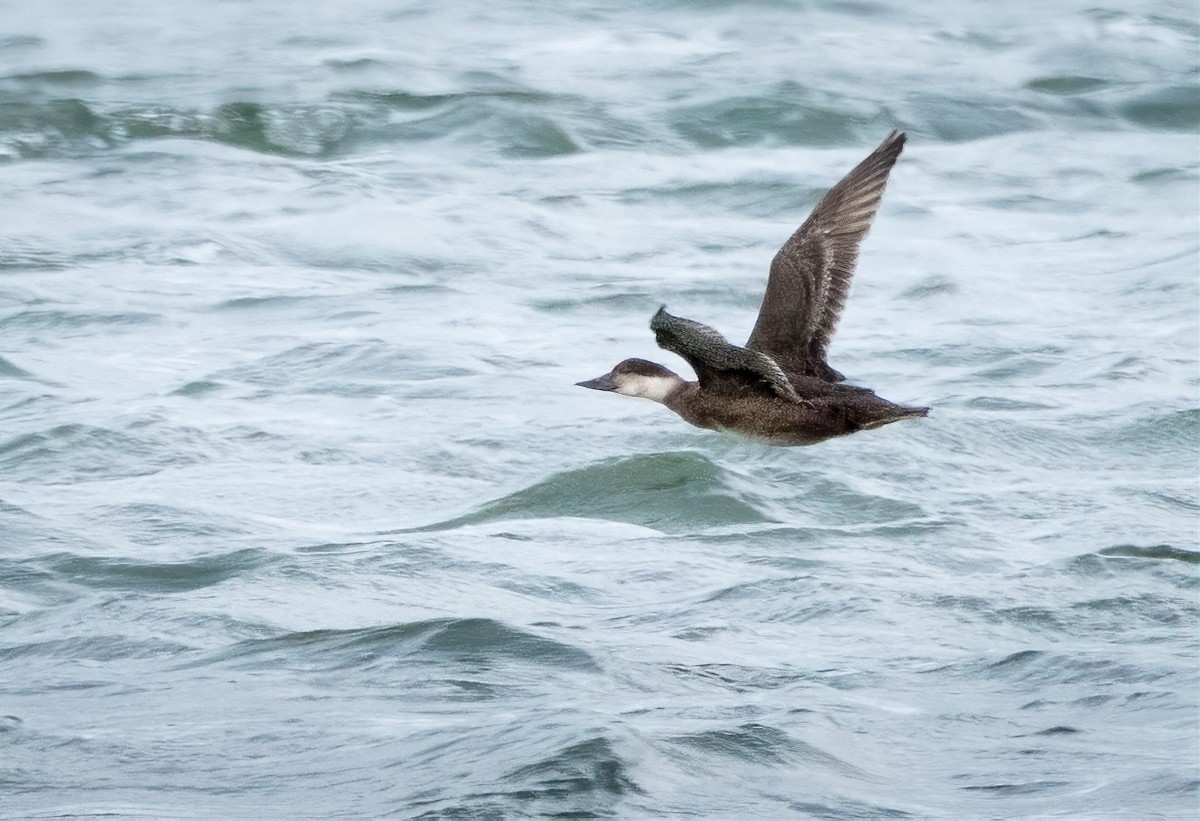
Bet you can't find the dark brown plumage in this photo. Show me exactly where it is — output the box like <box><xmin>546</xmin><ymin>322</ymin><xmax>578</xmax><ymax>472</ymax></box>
<box><xmin>749</xmin><ymin>130</ymin><xmax>908</xmax><ymax>381</ymax></box>
<box><xmin>577</xmin><ymin>131</ymin><xmax>928</xmax><ymax>446</ymax></box>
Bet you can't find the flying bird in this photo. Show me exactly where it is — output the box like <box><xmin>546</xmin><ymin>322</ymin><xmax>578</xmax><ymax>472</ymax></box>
<box><xmin>577</xmin><ymin>131</ymin><xmax>927</xmax><ymax>446</ymax></box>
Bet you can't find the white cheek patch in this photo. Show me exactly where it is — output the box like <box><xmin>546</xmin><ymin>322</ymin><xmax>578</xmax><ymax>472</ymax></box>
<box><xmin>616</xmin><ymin>374</ymin><xmax>677</xmax><ymax>403</ymax></box>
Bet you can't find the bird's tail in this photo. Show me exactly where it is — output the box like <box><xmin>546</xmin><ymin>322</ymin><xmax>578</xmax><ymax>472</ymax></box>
<box><xmin>857</xmin><ymin>403</ymin><xmax>929</xmax><ymax>430</ymax></box>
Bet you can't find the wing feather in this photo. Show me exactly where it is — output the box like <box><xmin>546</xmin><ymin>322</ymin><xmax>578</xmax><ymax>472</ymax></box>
<box><xmin>746</xmin><ymin>131</ymin><xmax>906</xmax><ymax>380</ymax></box>
<box><xmin>650</xmin><ymin>307</ymin><xmax>800</xmax><ymax>402</ymax></box>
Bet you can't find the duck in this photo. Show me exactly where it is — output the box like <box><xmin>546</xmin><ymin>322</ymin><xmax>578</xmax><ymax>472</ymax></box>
<box><xmin>576</xmin><ymin>131</ymin><xmax>928</xmax><ymax>446</ymax></box>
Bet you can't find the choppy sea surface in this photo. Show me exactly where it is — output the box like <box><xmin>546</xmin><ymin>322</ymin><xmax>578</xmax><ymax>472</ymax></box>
<box><xmin>2</xmin><ymin>1</ymin><xmax>1198</xmax><ymax>817</ymax></box>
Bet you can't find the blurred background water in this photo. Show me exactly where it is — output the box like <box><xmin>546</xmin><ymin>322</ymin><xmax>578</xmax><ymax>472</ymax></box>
<box><xmin>1</xmin><ymin>0</ymin><xmax>1197</xmax><ymax>817</ymax></box>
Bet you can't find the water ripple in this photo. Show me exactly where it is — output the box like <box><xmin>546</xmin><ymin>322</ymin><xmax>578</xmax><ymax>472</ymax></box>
<box><xmin>0</xmin><ymin>423</ymin><xmax>197</xmax><ymax>485</ymax></box>
<box><xmin>39</xmin><ymin>548</ymin><xmax>276</xmax><ymax>593</ymax></box>
<box><xmin>664</xmin><ymin>722</ymin><xmax>859</xmax><ymax>774</ymax></box>
<box><xmin>408</xmin><ymin>451</ymin><xmax>780</xmax><ymax>533</ymax></box>
<box><xmin>192</xmin><ymin>617</ymin><xmax>599</xmax><ymax>674</ymax></box>
<box><xmin>499</xmin><ymin>735</ymin><xmax>641</xmax><ymax>801</ymax></box>
<box><xmin>1</xmin><ymin>1</ymin><xmax>1196</xmax><ymax>817</ymax></box>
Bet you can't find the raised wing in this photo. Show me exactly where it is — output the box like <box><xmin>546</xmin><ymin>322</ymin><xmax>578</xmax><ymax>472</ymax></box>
<box><xmin>746</xmin><ymin>131</ymin><xmax>906</xmax><ymax>381</ymax></box>
<box><xmin>651</xmin><ymin>307</ymin><xmax>800</xmax><ymax>402</ymax></box>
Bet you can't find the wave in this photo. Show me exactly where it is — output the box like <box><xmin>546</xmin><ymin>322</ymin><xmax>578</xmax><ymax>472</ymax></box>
<box><xmin>212</xmin><ymin>339</ymin><xmax>471</xmax><ymax>394</ymax></box>
<box><xmin>499</xmin><ymin>734</ymin><xmax>641</xmax><ymax>800</ymax></box>
<box><xmin>0</xmin><ymin>95</ymin><xmax>354</xmax><ymax>160</ymax></box>
<box><xmin>1094</xmin><ymin>544</ymin><xmax>1199</xmax><ymax>564</ymax></box>
<box><xmin>36</xmin><ymin>547</ymin><xmax>276</xmax><ymax>593</ymax></box>
<box><xmin>0</xmin><ymin>355</ymin><xmax>36</xmax><ymax>380</ymax></box>
<box><xmin>0</xmin><ymin>423</ymin><xmax>201</xmax><ymax>485</ymax></box>
<box><xmin>404</xmin><ymin>450</ymin><xmax>781</xmax><ymax>534</ymax></box>
<box><xmin>190</xmin><ymin>617</ymin><xmax>599</xmax><ymax>674</ymax></box>
<box><xmin>927</xmin><ymin>648</ymin><xmax>1172</xmax><ymax>688</ymax></box>
<box><xmin>0</xmin><ymin>83</ymin><xmax>592</xmax><ymax>160</ymax></box>
<box><xmin>405</xmin><ymin>733</ymin><xmax>640</xmax><ymax>818</ymax></box>
<box><xmin>0</xmin><ymin>634</ymin><xmax>192</xmax><ymax>663</ymax></box>
<box><xmin>663</xmin><ymin>722</ymin><xmax>860</xmax><ymax>775</ymax></box>
<box><xmin>1</xmin><ymin>308</ymin><xmax>161</xmax><ymax>333</ymax></box>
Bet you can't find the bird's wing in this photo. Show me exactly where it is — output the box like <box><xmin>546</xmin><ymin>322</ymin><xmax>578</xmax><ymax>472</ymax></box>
<box><xmin>651</xmin><ymin>307</ymin><xmax>800</xmax><ymax>402</ymax></box>
<box><xmin>745</xmin><ymin>131</ymin><xmax>906</xmax><ymax>381</ymax></box>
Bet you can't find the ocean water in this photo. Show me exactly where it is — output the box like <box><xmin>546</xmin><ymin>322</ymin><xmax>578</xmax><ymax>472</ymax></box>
<box><xmin>1</xmin><ymin>0</ymin><xmax>1197</xmax><ymax>817</ymax></box>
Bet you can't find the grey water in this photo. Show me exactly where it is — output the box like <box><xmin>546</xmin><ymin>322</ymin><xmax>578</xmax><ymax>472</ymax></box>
<box><xmin>1</xmin><ymin>0</ymin><xmax>1197</xmax><ymax>817</ymax></box>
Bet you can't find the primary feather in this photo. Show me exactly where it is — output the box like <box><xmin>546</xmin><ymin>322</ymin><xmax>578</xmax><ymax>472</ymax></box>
<box><xmin>746</xmin><ymin>130</ymin><xmax>906</xmax><ymax>381</ymax></box>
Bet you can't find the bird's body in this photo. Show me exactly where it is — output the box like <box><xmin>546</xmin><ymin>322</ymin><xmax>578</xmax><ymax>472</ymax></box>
<box><xmin>664</xmin><ymin>375</ymin><xmax>923</xmax><ymax>446</ymax></box>
<box><xmin>577</xmin><ymin>131</ymin><xmax>928</xmax><ymax>446</ymax></box>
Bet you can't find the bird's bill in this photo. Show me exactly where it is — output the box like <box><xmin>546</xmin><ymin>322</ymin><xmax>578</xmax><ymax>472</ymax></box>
<box><xmin>575</xmin><ymin>373</ymin><xmax>618</xmax><ymax>391</ymax></box>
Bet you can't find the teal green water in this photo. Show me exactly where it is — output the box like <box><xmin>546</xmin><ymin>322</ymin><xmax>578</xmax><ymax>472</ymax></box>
<box><xmin>1</xmin><ymin>0</ymin><xmax>1197</xmax><ymax>817</ymax></box>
